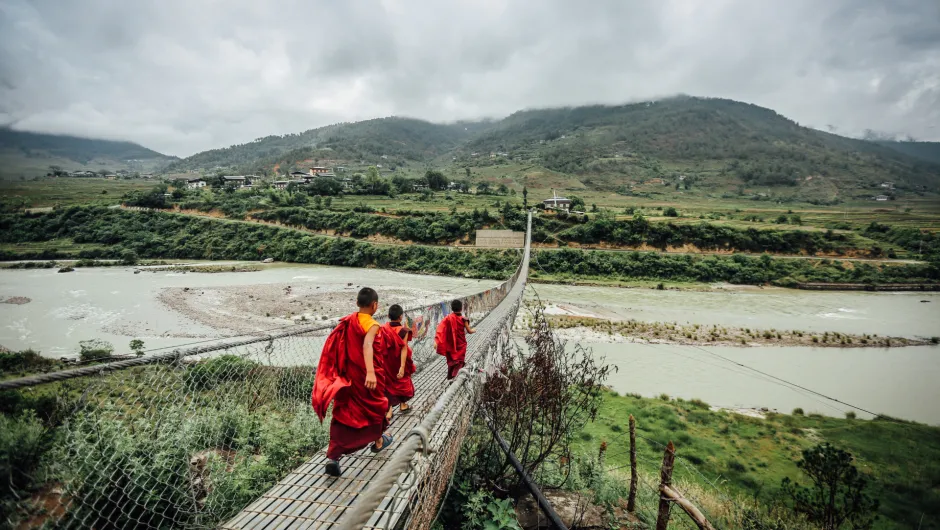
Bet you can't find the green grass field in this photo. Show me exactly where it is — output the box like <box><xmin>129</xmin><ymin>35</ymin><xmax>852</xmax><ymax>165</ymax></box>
<box><xmin>0</xmin><ymin>239</ymin><xmax>107</xmax><ymax>255</ymax></box>
<box><xmin>573</xmin><ymin>392</ymin><xmax>940</xmax><ymax>529</ymax></box>
<box><xmin>0</xmin><ymin>178</ymin><xmax>154</xmax><ymax>208</ymax></box>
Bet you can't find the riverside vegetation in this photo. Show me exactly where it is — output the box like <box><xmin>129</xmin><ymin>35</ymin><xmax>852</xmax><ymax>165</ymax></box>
<box><xmin>2</xmin><ymin>206</ymin><xmax>938</xmax><ymax>287</ymax></box>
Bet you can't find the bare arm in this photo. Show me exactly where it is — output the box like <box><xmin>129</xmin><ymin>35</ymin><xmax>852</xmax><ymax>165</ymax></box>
<box><xmin>397</xmin><ymin>344</ymin><xmax>407</xmax><ymax>379</ymax></box>
<box><xmin>464</xmin><ymin>320</ymin><xmax>476</xmax><ymax>334</ymax></box>
<box><xmin>364</xmin><ymin>325</ymin><xmax>379</xmax><ymax>389</ymax></box>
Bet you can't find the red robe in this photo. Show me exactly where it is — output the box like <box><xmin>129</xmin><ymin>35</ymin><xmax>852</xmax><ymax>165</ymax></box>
<box><xmin>436</xmin><ymin>312</ymin><xmax>468</xmax><ymax>380</ymax></box>
<box><xmin>381</xmin><ymin>322</ymin><xmax>416</xmax><ymax>406</ymax></box>
<box><xmin>312</xmin><ymin>313</ymin><xmax>388</xmax><ymax>460</ymax></box>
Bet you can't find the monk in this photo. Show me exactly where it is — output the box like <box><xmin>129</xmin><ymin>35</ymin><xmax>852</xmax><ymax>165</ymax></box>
<box><xmin>435</xmin><ymin>299</ymin><xmax>475</xmax><ymax>380</ymax></box>
<box><xmin>311</xmin><ymin>287</ymin><xmax>394</xmax><ymax>477</ymax></box>
<box><xmin>380</xmin><ymin>304</ymin><xmax>416</xmax><ymax>421</ymax></box>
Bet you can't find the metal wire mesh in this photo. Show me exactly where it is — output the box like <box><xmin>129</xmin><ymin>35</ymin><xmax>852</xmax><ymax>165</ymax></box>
<box><xmin>2</xmin><ymin>263</ymin><xmax>521</xmax><ymax>530</ymax></box>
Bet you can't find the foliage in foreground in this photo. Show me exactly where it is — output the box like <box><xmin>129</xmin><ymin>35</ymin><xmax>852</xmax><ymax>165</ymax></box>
<box><xmin>1</xmin><ymin>357</ymin><xmax>326</xmax><ymax>529</ymax></box>
<box><xmin>572</xmin><ymin>392</ymin><xmax>940</xmax><ymax>529</ymax></box>
<box><xmin>782</xmin><ymin>443</ymin><xmax>879</xmax><ymax>530</ymax></box>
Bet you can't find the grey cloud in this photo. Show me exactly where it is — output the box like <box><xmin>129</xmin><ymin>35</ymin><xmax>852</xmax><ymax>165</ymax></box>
<box><xmin>1</xmin><ymin>0</ymin><xmax>938</xmax><ymax>156</ymax></box>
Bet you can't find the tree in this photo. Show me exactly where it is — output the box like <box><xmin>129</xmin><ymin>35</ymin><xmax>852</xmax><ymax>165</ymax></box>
<box><xmin>366</xmin><ymin>166</ymin><xmax>380</xmax><ymax>193</ymax></box>
<box><xmin>129</xmin><ymin>339</ymin><xmax>145</xmax><ymax>357</ymax></box>
<box><xmin>476</xmin><ymin>182</ymin><xmax>492</xmax><ymax>195</ymax></box>
<box><xmin>324</xmin><ymin>196</ymin><xmax>333</xmax><ymax>209</ymax></box>
<box><xmin>496</xmin><ymin>183</ymin><xmax>509</xmax><ymax>195</ymax></box>
<box><xmin>569</xmin><ymin>196</ymin><xmax>586</xmax><ymax>212</ymax></box>
<box><xmin>522</xmin><ymin>186</ymin><xmax>528</xmax><ymax>209</ymax></box>
<box><xmin>120</xmin><ymin>249</ymin><xmax>139</xmax><ymax>265</ymax></box>
<box><xmin>664</xmin><ymin>207</ymin><xmax>679</xmax><ymax>217</ymax></box>
<box><xmin>782</xmin><ymin>443</ymin><xmax>878</xmax><ymax>530</ymax></box>
<box><xmin>465</xmin><ymin>167</ymin><xmax>471</xmax><ymax>179</ymax></box>
<box><xmin>425</xmin><ymin>170</ymin><xmax>447</xmax><ymax>190</ymax></box>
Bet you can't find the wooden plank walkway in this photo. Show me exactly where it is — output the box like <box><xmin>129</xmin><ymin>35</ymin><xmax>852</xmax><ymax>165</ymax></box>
<box><xmin>221</xmin><ymin>313</ymin><xmax>501</xmax><ymax>530</ymax></box>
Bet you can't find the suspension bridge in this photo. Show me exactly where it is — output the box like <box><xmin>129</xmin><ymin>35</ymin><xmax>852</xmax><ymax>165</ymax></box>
<box><xmin>1</xmin><ymin>214</ymin><xmax>533</xmax><ymax>530</ymax></box>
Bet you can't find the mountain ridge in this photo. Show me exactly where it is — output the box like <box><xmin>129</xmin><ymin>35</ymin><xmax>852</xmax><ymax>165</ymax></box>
<box><xmin>0</xmin><ymin>127</ymin><xmax>176</xmax><ymax>178</ymax></box>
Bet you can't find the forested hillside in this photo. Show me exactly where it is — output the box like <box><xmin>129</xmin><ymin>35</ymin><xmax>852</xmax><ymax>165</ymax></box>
<box><xmin>163</xmin><ymin>97</ymin><xmax>940</xmax><ymax>200</ymax></box>
<box><xmin>164</xmin><ymin>117</ymin><xmax>490</xmax><ymax>174</ymax></box>
<box><xmin>459</xmin><ymin>97</ymin><xmax>940</xmax><ymax>193</ymax></box>
<box><xmin>0</xmin><ymin>128</ymin><xmax>175</xmax><ymax>178</ymax></box>
<box><xmin>877</xmin><ymin>140</ymin><xmax>940</xmax><ymax>165</ymax></box>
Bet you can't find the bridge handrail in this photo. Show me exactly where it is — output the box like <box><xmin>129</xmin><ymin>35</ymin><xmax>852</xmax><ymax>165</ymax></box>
<box><xmin>335</xmin><ymin>212</ymin><xmax>532</xmax><ymax>530</ymax></box>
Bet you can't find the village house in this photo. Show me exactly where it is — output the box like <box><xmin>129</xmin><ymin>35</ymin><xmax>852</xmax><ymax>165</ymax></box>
<box><xmin>880</xmin><ymin>182</ymin><xmax>894</xmax><ymax>189</ymax></box>
<box><xmin>187</xmin><ymin>178</ymin><xmax>206</xmax><ymax>189</ymax></box>
<box><xmin>221</xmin><ymin>175</ymin><xmax>249</xmax><ymax>188</ymax></box>
<box><xmin>273</xmin><ymin>180</ymin><xmax>296</xmax><ymax>190</ymax></box>
<box><xmin>289</xmin><ymin>171</ymin><xmax>308</xmax><ymax>179</ymax></box>
<box><xmin>309</xmin><ymin>167</ymin><xmax>330</xmax><ymax>175</ymax></box>
<box><xmin>542</xmin><ymin>190</ymin><xmax>572</xmax><ymax>211</ymax></box>
<box><xmin>874</xmin><ymin>194</ymin><xmax>889</xmax><ymax>201</ymax></box>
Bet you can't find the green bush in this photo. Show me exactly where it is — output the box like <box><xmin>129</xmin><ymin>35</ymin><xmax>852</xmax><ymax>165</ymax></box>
<box><xmin>0</xmin><ymin>349</ymin><xmax>58</xmax><ymax>375</ymax></box>
<box><xmin>0</xmin><ymin>411</ymin><xmax>49</xmax><ymax>499</ymax></box>
<box><xmin>78</xmin><ymin>339</ymin><xmax>114</xmax><ymax>361</ymax></box>
<box><xmin>185</xmin><ymin>355</ymin><xmax>258</xmax><ymax>390</ymax></box>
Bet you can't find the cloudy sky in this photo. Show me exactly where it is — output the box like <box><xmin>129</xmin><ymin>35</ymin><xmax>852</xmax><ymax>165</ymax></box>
<box><xmin>1</xmin><ymin>0</ymin><xmax>938</xmax><ymax>156</ymax></box>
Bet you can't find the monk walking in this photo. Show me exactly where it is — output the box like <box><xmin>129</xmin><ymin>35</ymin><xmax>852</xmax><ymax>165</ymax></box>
<box><xmin>311</xmin><ymin>287</ymin><xmax>394</xmax><ymax>476</ymax></box>
<box><xmin>435</xmin><ymin>299</ymin><xmax>475</xmax><ymax>380</ymax></box>
<box><xmin>380</xmin><ymin>304</ymin><xmax>416</xmax><ymax>421</ymax></box>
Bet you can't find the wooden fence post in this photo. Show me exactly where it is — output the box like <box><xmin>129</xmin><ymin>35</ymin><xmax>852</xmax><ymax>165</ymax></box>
<box><xmin>660</xmin><ymin>486</ymin><xmax>716</xmax><ymax>530</ymax></box>
<box><xmin>655</xmin><ymin>441</ymin><xmax>676</xmax><ymax>530</ymax></box>
<box><xmin>627</xmin><ymin>414</ymin><xmax>637</xmax><ymax>513</ymax></box>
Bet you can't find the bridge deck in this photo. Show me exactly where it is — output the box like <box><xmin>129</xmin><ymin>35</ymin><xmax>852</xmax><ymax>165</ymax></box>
<box><xmin>222</xmin><ymin>313</ymin><xmax>502</xmax><ymax>530</ymax></box>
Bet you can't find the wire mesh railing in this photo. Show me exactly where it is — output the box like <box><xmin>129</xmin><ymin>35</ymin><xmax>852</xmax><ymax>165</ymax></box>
<box><xmin>1</xmin><ymin>221</ymin><xmax>528</xmax><ymax>529</ymax></box>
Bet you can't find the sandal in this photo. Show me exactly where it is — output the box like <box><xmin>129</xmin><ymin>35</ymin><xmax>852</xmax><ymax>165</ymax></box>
<box><xmin>399</xmin><ymin>405</ymin><xmax>412</xmax><ymax>414</ymax></box>
<box><xmin>370</xmin><ymin>434</ymin><xmax>395</xmax><ymax>453</ymax></box>
<box><xmin>324</xmin><ymin>459</ymin><xmax>342</xmax><ymax>476</ymax></box>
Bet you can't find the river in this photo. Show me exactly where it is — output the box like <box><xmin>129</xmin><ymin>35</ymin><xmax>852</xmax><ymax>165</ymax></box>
<box><xmin>527</xmin><ymin>283</ymin><xmax>940</xmax><ymax>424</ymax></box>
<box><xmin>2</xmin><ymin>264</ymin><xmax>938</xmax><ymax>424</ymax></box>
<box><xmin>0</xmin><ymin>263</ymin><xmax>498</xmax><ymax>356</ymax></box>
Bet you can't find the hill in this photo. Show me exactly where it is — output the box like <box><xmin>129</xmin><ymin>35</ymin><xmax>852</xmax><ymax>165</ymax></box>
<box><xmin>457</xmin><ymin>97</ymin><xmax>939</xmax><ymax>200</ymax></box>
<box><xmin>877</xmin><ymin>140</ymin><xmax>940</xmax><ymax>165</ymax></box>
<box><xmin>166</xmin><ymin>97</ymin><xmax>940</xmax><ymax>202</ymax></box>
<box><xmin>0</xmin><ymin>128</ymin><xmax>176</xmax><ymax>178</ymax></box>
<box><xmin>164</xmin><ymin>117</ymin><xmax>493</xmax><ymax>175</ymax></box>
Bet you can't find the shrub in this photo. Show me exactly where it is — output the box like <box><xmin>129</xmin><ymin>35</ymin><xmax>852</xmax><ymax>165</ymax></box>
<box><xmin>78</xmin><ymin>339</ymin><xmax>114</xmax><ymax>361</ymax></box>
<box><xmin>0</xmin><ymin>411</ymin><xmax>49</xmax><ymax>499</ymax></box>
<box><xmin>663</xmin><ymin>207</ymin><xmax>679</xmax><ymax>217</ymax></box>
<box><xmin>792</xmin><ymin>408</ymin><xmax>805</xmax><ymax>415</ymax></box>
<box><xmin>727</xmin><ymin>459</ymin><xmax>747</xmax><ymax>473</ymax></box>
<box><xmin>845</xmin><ymin>411</ymin><xmax>857</xmax><ymax>420</ymax></box>
<box><xmin>185</xmin><ymin>355</ymin><xmax>258</xmax><ymax>390</ymax></box>
<box><xmin>0</xmin><ymin>349</ymin><xmax>58</xmax><ymax>375</ymax></box>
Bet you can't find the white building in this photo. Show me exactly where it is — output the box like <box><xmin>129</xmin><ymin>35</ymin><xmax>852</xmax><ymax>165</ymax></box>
<box><xmin>542</xmin><ymin>190</ymin><xmax>572</xmax><ymax>211</ymax></box>
<box><xmin>187</xmin><ymin>178</ymin><xmax>206</xmax><ymax>189</ymax></box>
